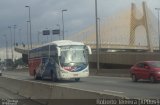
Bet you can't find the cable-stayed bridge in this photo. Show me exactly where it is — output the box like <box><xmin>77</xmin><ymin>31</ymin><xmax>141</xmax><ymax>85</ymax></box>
<box><xmin>15</xmin><ymin>2</ymin><xmax>160</xmax><ymax>66</ymax></box>
<box><xmin>67</xmin><ymin>2</ymin><xmax>158</xmax><ymax>52</ymax></box>
<box><xmin>16</xmin><ymin>2</ymin><xmax>159</xmax><ymax>53</ymax></box>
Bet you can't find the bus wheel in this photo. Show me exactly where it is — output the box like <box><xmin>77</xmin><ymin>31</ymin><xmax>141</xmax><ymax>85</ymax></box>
<box><xmin>34</xmin><ymin>70</ymin><xmax>41</xmax><ymax>80</ymax></box>
<box><xmin>75</xmin><ymin>78</ymin><xmax>80</xmax><ymax>82</ymax></box>
<box><xmin>34</xmin><ymin>70</ymin><xmax>37</xmax><ymax>80</ymax></box>
<box><xmin>51</xmin><ymin>71</ymin><xmax>58</xmax><ymax>82</ymax></box>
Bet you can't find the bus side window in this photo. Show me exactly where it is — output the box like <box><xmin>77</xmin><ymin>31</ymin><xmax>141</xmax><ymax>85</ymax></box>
<box><xmin>49</xmin><ymin>57</ymin><xmax>55</xmax><ymax>65</ymax></box>
<box><xmin>42</xmin><ymin>58</ymin><xmax>46</xmax><ymax>64</ymax></box>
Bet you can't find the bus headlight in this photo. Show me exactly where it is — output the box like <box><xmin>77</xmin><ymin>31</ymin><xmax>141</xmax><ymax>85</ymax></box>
<box><xmin>60</xmin><ymin>70</ymin><xmax>68</xmax><ymax>73</ymax></box>
<box><xmin>83</xmin><ymin>69</ymin><xmax>89</xmax><ymax>72</ymax></box>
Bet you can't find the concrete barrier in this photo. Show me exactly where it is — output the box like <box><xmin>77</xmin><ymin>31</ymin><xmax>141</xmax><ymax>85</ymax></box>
<box><xmin>0</xmin><ymin>77</ymin><xmax>21</xmax><ymax>94</ymax></box>
<box><xmin>89</xmin><ymin>52</ymin><xmax>160</xmax><ymax>65</ymax></box>
<box><xmin>19</xmin><ymin>80</ymin><xmax>33</xmax><ymax>98</ymax></box>
<box><xmin>50</xmin><ymin>85</ymin><xmax>124</xmax><ymax>99</ymax></box>
<box><xmin>0</xmin><ymin>76</ymin><xmax>126</xmax><ymax>104</ymax></box>
<box><xmin>89</xmin><ymin>69</ymin><xmax>130</xmax><ymax>77</ymax></box>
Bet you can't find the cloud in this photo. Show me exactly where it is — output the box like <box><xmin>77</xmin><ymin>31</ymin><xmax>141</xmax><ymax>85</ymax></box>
<box><xmin>0</xmin><ymin>0</ymin><xmax>160</xmax><ymax>50</ymax></box>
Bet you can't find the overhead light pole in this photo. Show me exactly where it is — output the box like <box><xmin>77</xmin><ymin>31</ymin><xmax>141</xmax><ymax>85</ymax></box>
<box><xmin>97</xmin><ymin>18</ymin><xmax>101</xmax><ymax>50</ymax></box>
<box><xmin>62</xmin><ymin>9</ymin><xmax>67</xmax><ymax>40</ymax></box>
<box><xmin>19</xmin><ymin>28</ymin><xmax>22</xmax><ymax>45</ymax></box>
<box><xmin>13</xmin><ymin>25</ymin><xmax>16</xmax><ymax>47</ymax></box>
<box><xmin>37</xmin><ymin>31</ymin><xmax>40</xmax><ymax>45</ymax></box>
<box><xmin>57</xmin><ymin>24</ymin><xmax>61</xmax><ymax>40</ymax></box>
<box><xmin>95</xmin><ymin>0</ymin><xmax>100</xmax><ymax>72</ymax></box>
<box><xmin>25</xmin><ymin>5</ymin><xmax>32</xmax><ymax>49</ymax></box>
<box><xmin>155</xmin><ymin>8</ymin><xmax>160</xmax><ymax>51</ymax></box>
<box><xmin>3</xmin><ymin>35</ymin><xmax>9</xmax><ymax>61</ymax></box>
<box><xmin>26</xmin><ymin>21</ymin><xmax>30</xmax><ymax>50</ymax></box>
<box><xmin>8</xmin><ymin>26</ymin><xmax>13</xmax><ymax>62</ymax></box>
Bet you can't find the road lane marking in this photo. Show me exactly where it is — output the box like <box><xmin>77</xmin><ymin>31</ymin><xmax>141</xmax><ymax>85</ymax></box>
<box><xmin>56</xmin><ymin>84</ymin><xmax>70</xmax><ymax>87</ymax></box>
<box><xmin>104</xmin><ymin>89</ymin><xmax>124</xmax><ymax>94</ymax></box>
<box><xmin>104</xmin><ymin>81</ymin><xmax>117</xmax><ymax>83</ymax></box>
<box><xmin>90</xmin><ymin>76</ymin><xmax>129</xmax><ymax>80</ymax></box>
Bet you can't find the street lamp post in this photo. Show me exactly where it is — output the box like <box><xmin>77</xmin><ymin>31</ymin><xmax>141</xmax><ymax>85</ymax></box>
<box><xmin>62</xmin><ymin>9</ymin><xmax>67</xmax><ymax>40</ymax></box>
<box><xmin>13</xmin><ymin>25</ymin><xmax>16</xmax><ymax>47</ymax></box>
<box><xmin>8</xmin><ymin>26</ymin><xmax>13</xmax><ymax>62</ymax></box>
<box><xmin>95</xmin><ymin>0</ymin><xmax>100</xmax><ymax>72</ymax></box>
<box><xmin>19</xmin><ymin>29</ymin><xmax>22</xmax><ymax>45</ymax></box>
<box><xmin>26</xmin><ymin>21</ymin><xmax>30</xmax><ymax>50</ymax></box>
<box><xmin>97</xmin><ymin>18</ymin><xmax>101</xmax><ymax>50</ymax></box>
<box><xmin>25</xmin><ymin>6</ymin><xmax>32</xmax><ymax>49</ymax></box>
<box><xmin>57</xmin><ymin>24</ymin><xmax>61</xmax><ymax>40</ymax></box>
<box><xmin>26</xmin><ymin>21</ymin><xmax>30</xmax><ymax>61</ymax></box>
<box><xmin>37</xmin><ymin>31</ymin><xmax>40</xmax><ymax>45</ymax></box>
<box><xmin>155</xmin><ymin>8</ymin><xmax>160</xmax><ymax>51</ymax></box>
<box><xmin>3</xmin><ymin>35</ymin><xmax>9</xmax><ymax>61</ymax></box>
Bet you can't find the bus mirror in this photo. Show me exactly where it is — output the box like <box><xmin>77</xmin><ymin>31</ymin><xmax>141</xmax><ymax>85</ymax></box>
<box><xmin>87</xmin><ymin>46</ymin><xmax>92</xmax><ymax>55</ymax></box>
<box><xmin>57</xmin><ymin>47</ymin><xmax>61</xmax><ymax>56</ymax></box>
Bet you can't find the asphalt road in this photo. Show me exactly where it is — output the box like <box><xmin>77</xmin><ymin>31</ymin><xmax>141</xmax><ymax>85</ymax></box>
<box><xmin>0</xmin><ymin>86</ymin><xmax>42</xmax><ymax>105</ymax></box>
<box><xmin>2</xmin><ymin>70</ymin><xmax>160</xmax><ymax>99</ymax></box>
<box><xmin>0</xmin><ymin>87</ymin><xmax>21</xmax><ymax>99</ymax></box>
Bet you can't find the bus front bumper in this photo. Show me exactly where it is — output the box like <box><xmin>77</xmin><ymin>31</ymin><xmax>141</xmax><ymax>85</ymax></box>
<box><xmin>59</xmin><ymin>71</ymin><xmax>89</xmax><ymax>79</ymax></box>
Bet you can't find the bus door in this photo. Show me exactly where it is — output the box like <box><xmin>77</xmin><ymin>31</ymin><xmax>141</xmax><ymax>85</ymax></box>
<box><xmin>39</xmin><ymin>57</ymin><xmax>48</xmax><ymax>76</ymax></box>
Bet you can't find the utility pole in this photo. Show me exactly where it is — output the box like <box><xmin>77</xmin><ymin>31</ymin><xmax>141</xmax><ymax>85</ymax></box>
<box><xmin>19</xmin><ymin>29</ymin><xmax>22</xmax><ymax>45</ymax></box>
<box><xmin>13</xmin><ymin>25</ymin><xmax>16</xmax><ymax>47</ymax></box>
<box><xmin>155</xmin><ymin>8</ymin><xmax>160</xmax><ymax>51</ymax></box>
<box><xmin>37</xmin><ymin>31</ymin><xmax>40</xmax><ymax>45</ymax></box>
<box><xmin>62</xmin><ymin>9</ymin><xmax>67</xmax><ymax>40</ymax></box>
<box><xmin>26</xmin><ymin>21</ymin><xmax>30</xmax><ymax>50</ymax></box>
<box><xmin>25</xmin><ymin>6</ymin><xmax>32</xmax><ymax>49</ymax></box>
<box><xmin>3</xmin><ymin>35</ymin><xmax>9</xmax><ymax>64</ymax></box>
<box><xmin>57</xmin><ymin>24</ymin><xmax>61</xmax><ymax>40</ymax></box>
<box><xmin>97</xmin><ymin>18</ymin><xmax>101</xmax><ymax>51</ymax></box>
<box><xmin>8</xmin><ymin>26</ymin><xmax>13</xmax><ymax>62</ymax></box>
<box><xmin>95</xmin><ymin>0</ymin><xmax>100</xmax><ymax>72</ymax></box>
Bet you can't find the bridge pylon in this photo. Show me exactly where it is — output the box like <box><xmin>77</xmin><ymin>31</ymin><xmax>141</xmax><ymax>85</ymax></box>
<box><xmin>130</xmin><ymin>2</ymin><xmax>153</xmax><ymax>52</ymax></box>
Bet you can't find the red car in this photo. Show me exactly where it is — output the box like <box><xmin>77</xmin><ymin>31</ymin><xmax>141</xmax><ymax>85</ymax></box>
<box><xmin>130</xmin><ymin>61</ymin><xmax>160</xmax><ymax>83</ymax></box>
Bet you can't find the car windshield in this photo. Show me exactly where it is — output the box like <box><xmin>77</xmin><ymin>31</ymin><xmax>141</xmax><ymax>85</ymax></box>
<box><xmin>59</xmin><ymin>45</ymin><xmax>88</xmax><ymax>67</ymax></box>
<box><xmin>149</xmin><ymin>61</ymin><xmax>160</xmax><ymax>68</ymax></box>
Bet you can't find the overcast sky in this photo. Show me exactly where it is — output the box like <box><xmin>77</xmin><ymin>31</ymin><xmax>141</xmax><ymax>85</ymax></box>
<box><xmin>0</xmin><ymin>0</ymin><xmax>160</xmax><ymax>49</ymax></box>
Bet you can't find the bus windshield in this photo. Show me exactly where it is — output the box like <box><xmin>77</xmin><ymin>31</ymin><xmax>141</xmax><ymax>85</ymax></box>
<box><xmin>59</xmin><ymin>45</ymin><xmax>88</xmax><ymax>67</ymax></box>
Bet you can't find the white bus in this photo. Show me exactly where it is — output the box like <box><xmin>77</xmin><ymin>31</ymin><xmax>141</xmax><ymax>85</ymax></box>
<box><xmin>28</xmin><ymin>40</ymin><xmax>92</xmax><ymax>82</ymax></box>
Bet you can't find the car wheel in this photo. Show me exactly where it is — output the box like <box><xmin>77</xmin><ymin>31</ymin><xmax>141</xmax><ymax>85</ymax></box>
<box><xmin>132</xmin><ymin>74</ymin><xmax>138</xmax><ymax>82</ymax></box>
<box><xmin>150</xmin><ymin>76</ymin><xmax>157</xmax><ymax>83</ymax></box>
<box><xmin>75</xmin><ymin>78</ymin><xmax>80</xmax><ymax>82</ymax></box>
